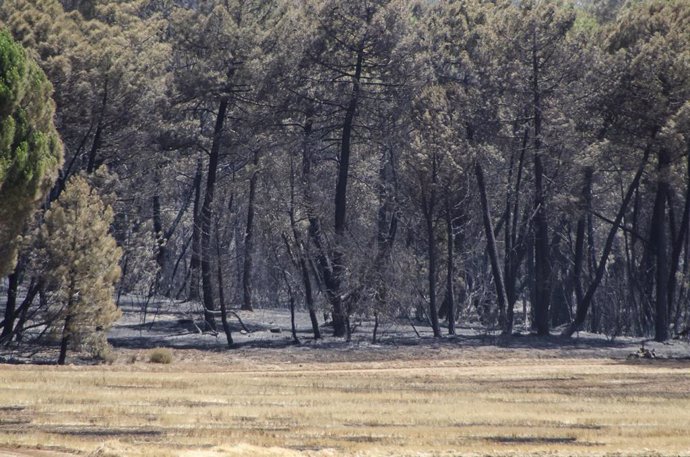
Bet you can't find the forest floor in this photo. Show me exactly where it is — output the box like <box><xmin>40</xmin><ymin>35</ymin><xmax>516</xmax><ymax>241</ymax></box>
<box><xmin>1</xmin><ymin>298</ymin><xmax>690</xmax><ymax>456</ymax></box>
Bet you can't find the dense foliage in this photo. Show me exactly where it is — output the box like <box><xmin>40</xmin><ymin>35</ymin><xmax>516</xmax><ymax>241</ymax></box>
<box><xmin>36</xmin><ymin>174</ymin><xmax>121</xmax><ymax>364</ymax></box>
<box><xmin>0</xmin><ymin>28</ymin><xmax>62</xmax><ymax>277</ymax></box>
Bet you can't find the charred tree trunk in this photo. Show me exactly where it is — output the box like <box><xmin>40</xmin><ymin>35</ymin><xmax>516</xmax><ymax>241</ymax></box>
<box><xmin>327</xmin><ymin>46</ymin><xmax>364</xmax><ymax>337</ymax></box>
<box><xmin>152</xmin><ymin>194</ymin><xmax>165</xmax><ymax>270</ymax></box>
<box><xmin>423</xmin><ymin>154</ymin><xmax>441</xmax><ymax>338</ymax></box>
<box><xmin>242</xmin><ymin>150</ymin><xmax>259</xmax><ymax>311</ymax></box>
<box><xmin>200</xmin><ymin>99</ymin><xmax>229</xmax><ymax>331</ymax></box>
<box><xmin>5</xmin><ymin>278</ymin><xmax>38</xmax><ymax>345</ymax></box>
<box><xmin>668</xmin><ymin>143</ymin><xmax>690</xmax><ymax>329</ymax></box>
<box><xmin>215</xmin><ymin>219</ymin><xmax>233</xmax><ymax>348</ymax></box>
<box><xmin>573</xmin><ymin>168</ymin><xmax>592</xmax><ymax>308</ymax></box>
<box><xmin>504</xmin><ymin>127</ymin><xmax>529</xmax><ymax>333</ymax></box>
<box><xmin>373</xmin><ymin>147</ymin><xmax>398</xmax><ymax>332</ymax></box>
<box><xmin>425</xmin><ymin>201</ymin><xmax>441</xmax><ymax>338</ymax></box>
<box><xmin>444</xmin><ymin>197</ymin><xmax>456</xmax><ymax>335</ymax></box>
<box><xmin>476</xmin><ymin>162</ymin><xmax>509</xmax><ymax>334</ymax></box>
<box><xmin>563</xmin><ymin>146</ymin><xmax>652</xmax><ymax>337</ymax></box>
<box><xmin>86</xmin><ymin>79</ymin><xmax>107</xmax><ymax>174</ymax></box>
<box><xmin>532</xmin><ymin>128</ymin><xmax>550</xmax><ymax>333</ymax></box>
<box><xmin>57</xmin><ymin>287</ymin><xmax>75</xmax><ymax>365</ymax></box>
<box><xmin>290</xmin><ymin>127</ymin><xmax>320</xmax><ymax>339</ymax></box>
<box><xmin>189</xmin><ymin>158</ymin><xmax>203</xmax><ymax>302</ymax></box>
<box><xmin>0</xmin><ymin>267</ymin><xmax>21</xmax><ymax>342</ymax></box>
<box><xmin>652</xmin><ymin>149</ymin><xmax>671</xmax><ymax>342</ymax></box>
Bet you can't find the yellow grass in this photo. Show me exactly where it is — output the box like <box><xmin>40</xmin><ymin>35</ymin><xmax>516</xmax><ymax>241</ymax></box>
<box><xmin>0</xmin><ymin>350</ymin><xmax>689</xmax><ymax>456</ymax></box>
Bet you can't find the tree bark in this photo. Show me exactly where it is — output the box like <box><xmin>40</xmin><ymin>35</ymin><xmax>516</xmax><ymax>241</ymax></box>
<box><xmin>373</xmin><ymin>147</ymin><xmax>398</xmax><ymax>333</ymax></box>
<box><xmin>0</xmin><ymin>267</ymin><xmax>21</xmax><ymax>342</ymax></box>
<box><xmin>425</xmin><ymin>202</ymin><xmax>441</xmax><ymax>338</ymax></box>
<box><xmin>652</xmin><ymin>148</ymin><xmax>671</xmax><ymax>342</ymax></box>
<box><xmin>445</xmin><ymin>197</ymin><xmax>456</xmax><ymax>335</ymax></box>
<box><xmin>504</xmin><ymin>127</ymin><xmax>529</xmax><ymax>333</ymax></box>
<box><xmin>327</xmin><ymin>45</ymin><xmax>365</xmax><ymax>338</ymax></box>
<box><xmin>476</xmin><ymin>162</ymin><xmax>510</xmax><ymax>334</ymax></box>
<box><xmin>531</xmin><ymin>26</ymin><xmax>552</xmax><ymax>336</ymax></box>
<box><xmin>563</xmin><ymin>145</ymin><xmax>652</xmax><ymax>337</ymax></box>
<box><xmin>287</xmin><ymin>129</ymin><xmax>321</xmax><ymax>340</ymax></box>
<box><xmin>189</xmin><ymin>158</ymin><xmax>203</xmax><ymax>302</ymax></box>
<box><xmin>200</xmin><ymin>99</ymin><xmax>229</xmax><ymax>331</ymax></box>
<box><xmin>424</xmin><ymin>155</ymin><xmax>441</xmax><ymax>338</ymax></box>
<box><xmin>7</xmin><ymin>279</ymin><xmax>38</xmax><ymax>345</ymax></box>
<box><xmin>215</xmin><ymin>219</ymin><xmax>233</xmax><ymax>348</ymax></box>
<box><xmin>152</xmin><ymin>194</ymin><xmax>165</xmax><ymax>269</ymax></box>
<box><xmin>86</xmin><ymin>79</ymin><xmax>108</xmax><ymax>174</ymax></box>
<box><xmin>667</xmin><ymin>143</ymin><xmax>690</xmax><ymax>328</ymax></box>
<box><xmin>573</xmin><ymin>167</ymin><xmax>592</xmax><ymax>309</ymax></box>
<box><xmin>242</xmin><ymin>150</ymin><xmax>259</xmax><ymax>311</ymax></box>
<box><xmin>58</xmin><ymin>291</ymin><xmax>75</xmax><ymax>365</ymax></box>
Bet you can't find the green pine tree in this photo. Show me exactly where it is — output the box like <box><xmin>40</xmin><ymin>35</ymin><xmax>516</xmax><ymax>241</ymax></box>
<box><xmin>36</xmin><ymin>175</ymin><xmax>121</xmax><ymax>365</ymax></box>
<box><xmin>0</xmin><ymin>28</ymin><xmax>63</xmax><ymax>276</ymax></box>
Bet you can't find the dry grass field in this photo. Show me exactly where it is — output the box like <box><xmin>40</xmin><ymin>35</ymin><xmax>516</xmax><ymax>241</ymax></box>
<box><xmin>1</xmin><ymin>346</ymin><xmax>689</xmax><ymax>457</ymax></box>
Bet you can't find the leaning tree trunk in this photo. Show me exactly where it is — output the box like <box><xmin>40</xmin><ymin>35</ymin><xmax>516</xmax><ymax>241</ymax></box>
<box><xmin>563</xmin><ymin>145</ymin><xmax>652</xmax><ymax>337</ymax></box>
<box><xmin>290</xmin><ymin>129</ymin><xmax>320</xmax><ymax>339</ymax></box>
<box><xmin>200</xmin><ymin>99</ymin><xmax>229</xmax><ymax>331</ymax></box>
<box><xmin>476</xmin><ymin>162</ymin><xmax>510</xmax><ymax>334</ymax></box>
<box><xmin>0</xmin><ymin>266</ymin><xmax>22</xmax><ymax>342</ymax></box>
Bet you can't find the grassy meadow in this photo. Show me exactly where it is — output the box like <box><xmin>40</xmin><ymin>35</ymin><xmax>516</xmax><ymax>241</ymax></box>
<box><xmin>0</xmin><ymin>349</ymin><xmax>689</xmax><ymax>456</ymax></box>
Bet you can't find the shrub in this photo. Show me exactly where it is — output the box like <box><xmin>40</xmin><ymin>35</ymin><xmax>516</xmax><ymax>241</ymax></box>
<box><xmin>148</xmin><ymin>348</ymin><xmax>172</xmax><ymax>364</ymax></box>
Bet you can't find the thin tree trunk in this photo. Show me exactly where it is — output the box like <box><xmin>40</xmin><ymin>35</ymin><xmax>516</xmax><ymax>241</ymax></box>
<box><xmin>373</xmin><ymin>147</ymin><xmax>398</xmax><ymax>334</ymax></box>
<box><xmin>668</xmin><ymin>143</ymin><xmax>690</xmax><ymax>325</ymax></box>
<box><xmin>0</xmin><ymin>268</ymin><xmax>21</xmax><ymax>341</ymax></box>
<box><xmin>58</xmin><ymin>295</ymin><xmax>74</xmax><ymax>365</ymax></box>
<box><xmin>424</xmin><ymin>155</ymin><xmax>441</xmax><ymax>338</ymax></box>
<box><xmin>242</xmin><ymin>150</ymin><xmax>259</xmax><ymax>311</ymax></box>
<box><xmin>301</xmin><ymin>113</ymin><xmax>336</xmax><ymax>337</ymax></box>
<box><xmin>9</xmin><ymin>279</ymin><xmax>38</xmax><ymax>345</ymax></box>
<box><xmin>200</xmin><ymin>99</ymin><xmax>229</xmax><ymax>331</ymax></box>
<box><xmin>563</xmin><ymin>145</ymin><xmax>652</xmax><ymax>337</ymax></box>
<box><xmin>652</xmin><ymin>149</ymin><xmax>671</xmax><ymax>342</ymax></box>
<box><xmin>215</xmin><ymin>219</ymin><xmax>233</xmax><ymax>348</ymax></box>
<box><xmin>288</xmin><ymin>140</ymin><xmax>320</xmax><ymax>339</ymax></box>
<box><xmin>573</xmin><ymin>168</ymin><xmax>592</xmax><ymax>308</ymax></box>
<box><xmin>328</xmin><ymin>44</ymin><xmax>365</xmax><ymax>338</ymax></box>
<box><xmin>445</xmin><ymin>197</ymin><xmax>456</xmax><ymax>335</ymax></box>
<box><xmin>282</xmin><ymin>271</ymin><xmax>299</xmax><ymax>344</ymax></box>
<box><xmin>425</xmin><ymin>204</ymin><xmax>441</xmax><ymax>338</ymax></box>
<box><xmin>152</xmin><ymin>194</ymin><xmax>165</xmax><ymax>269</ymax></box>
<box><xmin>86</xmin><ymin>79</ymin><xmax>108</xmax><ymax>174</ymax></box>
<box><xmin>189</xmin><ymin>158</ymin><xmax>203</xmax><ymax>302</ymax></box>
<box><xmin>476</xmin><ymin>162</ymin><xmax>510</xmax><ymax>334</ymax></box>
<box><xmin>531</xmin><ymin>27</ymin><xmax>551</xmax><ymax>336</ymax></box>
